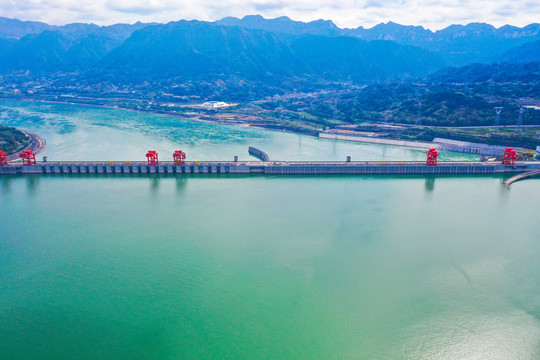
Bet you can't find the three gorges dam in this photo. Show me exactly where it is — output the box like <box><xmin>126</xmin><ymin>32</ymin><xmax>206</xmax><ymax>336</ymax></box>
<box><xmin>1</xmin><ymin>147</ymin><xmax>539</xmax><ymax>185</ymax></box>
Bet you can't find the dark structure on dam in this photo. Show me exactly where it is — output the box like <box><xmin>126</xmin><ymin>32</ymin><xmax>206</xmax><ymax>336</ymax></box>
<box><xmin>248</xmin><ymin>147</ymin><xmax>270</xmax><ymax>161</ymax></box>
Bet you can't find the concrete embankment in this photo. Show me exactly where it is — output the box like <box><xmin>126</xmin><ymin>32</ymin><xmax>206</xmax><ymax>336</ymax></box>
<box><xmin>319</xmin><ymin>133</ymin><xmax>536</xmax><ymax>156</ymax></box>
<box><xmin>502</xmin><ymin>169</ymin><xmax>540</xmax><ymax>186</ymax></box>
<box><xmin>433</xmin><ymin>138</ymin><xmax>530</xmax><ymax>156</ymax></box>
<box><xmin>319</xmin><ymin>133</ymin><xmax>439</xmax><ymax>150</ymax></box>
<box><xmin>1</xmin><ymin>161</ymin><xmax>539</xmax><ymax>176</ymax></box>
<box><xmin>248</xmin><ymin>147</ymin><xmax>269</xmax><ymax>161</ymax></box>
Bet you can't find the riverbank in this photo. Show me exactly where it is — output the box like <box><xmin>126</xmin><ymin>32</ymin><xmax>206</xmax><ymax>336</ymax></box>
<box><xmin>1</xmin><ymin>97</ymin><xmax>537</xmax><ymax>156</ymax></box>
<box><xmin>6</xmin><ymin>129</ymin><xmax>46</xmax><ymax>162</ymax></box>
<box><xmin>319</xmin><ymin>132</ymin><xmax>538</xmax><ymax>158</ymax></box>
<box><xmin>1</xmin><ymin>97</ymin><xmax>319</xmax><ymax>135</ymax></box>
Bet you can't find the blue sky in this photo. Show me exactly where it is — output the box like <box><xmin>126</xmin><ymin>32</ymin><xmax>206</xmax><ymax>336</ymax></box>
<box><xmin>1</xmin><ymin>0</ymin><xmax>538</xmax><ymax>30</ymax></box>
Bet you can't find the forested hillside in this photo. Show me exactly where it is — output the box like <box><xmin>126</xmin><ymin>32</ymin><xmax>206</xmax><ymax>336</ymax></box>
<box><xmin>0</xmin><ymin>125</ymin><xmax>28</xmax><ymax>154</ymax></box>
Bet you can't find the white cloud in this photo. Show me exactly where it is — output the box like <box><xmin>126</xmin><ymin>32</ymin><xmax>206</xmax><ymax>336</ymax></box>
<box><xmin>0</xmin><ymin>0</ymin><xmax>538</xmax><ymax>30</ymax></box>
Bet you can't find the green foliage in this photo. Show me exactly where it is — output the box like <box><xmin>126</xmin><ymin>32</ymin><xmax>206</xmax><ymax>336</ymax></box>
<box><xmin>294</xmin><ymin>62</ymin><xmax>540</xmax><ymax>127</ymax></box>
<box><xmin>0</xmin><ymin>125</ymin><xmax>27</xmax><ymax>153</ymax></box>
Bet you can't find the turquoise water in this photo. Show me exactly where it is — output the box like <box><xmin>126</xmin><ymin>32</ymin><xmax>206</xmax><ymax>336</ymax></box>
<box><xmin>0</xmin><ymin>100</ymin><xmax>477</xmax><ymax>162</ymax></box>
<box><xmin>1</xmin><ymin>101</ymin><xmax>539</xmax><ymax>359</ymax></box>
<box><xmin>1</xmin><ymin>175</ymin><xmax>539</xmax><ymax>359</ymax></box>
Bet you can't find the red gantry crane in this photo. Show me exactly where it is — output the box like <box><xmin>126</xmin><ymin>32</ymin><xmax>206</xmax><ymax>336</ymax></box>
<box><xmin>19</xmin><ymin>150</ymin><xmax>36</xmax><ymax>165</ymax></box>
<box><xmin>0</xmin><ymin>150</ymin><xmax>7</xmax><ymax>166</ymax></box>
<box><xmin>502</xmin><ymin>147</ymin><xmax>517</xmax><ymax>165</ymax></box>
<box><xmin>173</xmin><ymin>150</ymin><xmax>186</xmax><ymax>165</ymax></box>
<box><xmin>146</xmin><ymin>150</ymin><xmax>158</xmax><ymax>166</ymax></box>
<box><xmin>426</xmin><ymin>148</ymin><xmax>439</xmax><ymax>166</ymax></box>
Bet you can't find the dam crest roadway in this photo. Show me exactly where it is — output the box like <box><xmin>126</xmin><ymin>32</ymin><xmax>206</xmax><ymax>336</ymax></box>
<box><xmin>1</xmin><ymin>160</ymin><xmax>539</xmax><ymax>178</ymax></box>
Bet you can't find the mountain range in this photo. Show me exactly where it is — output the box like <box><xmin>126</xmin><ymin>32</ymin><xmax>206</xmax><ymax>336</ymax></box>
<box><xmin>0</xmin><ymin>15</ymin><xmax>538</xmax><ymax>97</ymax></box>
<box><xmin>217</xmin><ymin>15</ymin><xmax>540</xmax><ymax>65</ymax></box>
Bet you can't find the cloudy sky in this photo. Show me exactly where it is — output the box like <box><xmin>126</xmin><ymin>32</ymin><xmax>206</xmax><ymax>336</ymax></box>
<box><xmin>1</xmin><ymin>0</ymin><xmax>538</xmax><ymax>30</ymax></box>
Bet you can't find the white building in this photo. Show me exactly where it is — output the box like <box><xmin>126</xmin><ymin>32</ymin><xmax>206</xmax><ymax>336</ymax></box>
<box><xmin>202</xmin><ymin>101</ymin><xmax>230</xmax><ymax>108</ymax></box>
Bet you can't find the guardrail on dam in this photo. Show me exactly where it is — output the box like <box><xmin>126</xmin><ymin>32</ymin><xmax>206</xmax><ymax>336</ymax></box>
<box><xmin>1</xmin><ymin>161</ymin><xmax>539</xmax><ymax>176</ymax></box>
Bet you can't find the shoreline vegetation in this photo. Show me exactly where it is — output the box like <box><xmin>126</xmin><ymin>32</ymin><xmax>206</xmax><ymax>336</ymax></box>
<box><xmin>2</xmin><ymin>96</ymin><xmax>539</xmax><ymax>155</ymax></box>
<box><xmin>0</xmin><ymin>125</ymin><xmax>28</xmax><ymax>155</ymax></box>
<box><xmin>0</xmin><ymin>125</ymin><xmax>46</xmax><ymax>161</ymax></box>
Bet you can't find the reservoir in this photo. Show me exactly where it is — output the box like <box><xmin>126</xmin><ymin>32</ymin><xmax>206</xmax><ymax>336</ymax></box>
<box><xmin>0</xmin><ymin>100</ymin><xmax>477</xmax><ymax>162</ymax></box>
<box><xmin>0</xmin><ymin>100</ymin><xmax>539</xmax><ymax>359</ymax></box>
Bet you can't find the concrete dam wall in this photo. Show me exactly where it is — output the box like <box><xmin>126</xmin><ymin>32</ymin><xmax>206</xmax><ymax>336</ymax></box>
<box><xmin>1</xmin><ymin>161</ymin><xmax>539</xmax><ymax>176</ymax></box>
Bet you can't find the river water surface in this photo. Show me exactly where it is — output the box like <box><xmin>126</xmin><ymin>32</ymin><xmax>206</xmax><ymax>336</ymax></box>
<box><xmin>0</xmin><ymin>100</ymin><xmax>539</xmax><ymax>360</ymax></box>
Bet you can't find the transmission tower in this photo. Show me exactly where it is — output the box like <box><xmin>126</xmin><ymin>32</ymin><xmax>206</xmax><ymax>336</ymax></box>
<box><xmin>416</xmin><ymin>101</ymin><xmax>422</xmax><ymax>126</ymax></box>
<box><xmin>494</xmin><ymin>106</ymin><xmax>503</xmax><ymax>129</ymax></box>
<box><xmin>517</xmin><ymin>106</ymin><xmax>524</xmax><ymax>133</ymax></box>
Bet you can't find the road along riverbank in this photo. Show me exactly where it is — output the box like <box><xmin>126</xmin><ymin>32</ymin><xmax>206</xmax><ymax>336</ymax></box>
<box><xmin>6</xmin><ymin>129</ymin><xmax>46</xmax><ymax>162</ymax></box>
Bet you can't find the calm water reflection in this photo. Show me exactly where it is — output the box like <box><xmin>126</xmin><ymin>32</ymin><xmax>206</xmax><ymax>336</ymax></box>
<box><xmin>1</xmin><ymin>101</ymin><xmax>539</xmax><ymax>360</ymax></box>
<box><xmin>1</xmin><ymin>175</ymin><xmax>538</xmax><ymax>359</ymax></box>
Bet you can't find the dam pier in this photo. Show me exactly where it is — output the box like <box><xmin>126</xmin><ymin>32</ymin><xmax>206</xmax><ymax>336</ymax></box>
<box><xmin>1</xmin><ymin>147</ymin><xmax>539</xmax><ymax>179</ymax></box>
<box><xmin>1</xmin><ymin>160</ymin><xmax>539</xmax><ymax>176</ymax></box>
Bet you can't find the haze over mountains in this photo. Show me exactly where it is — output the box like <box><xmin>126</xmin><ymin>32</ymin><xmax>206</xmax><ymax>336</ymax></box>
<box><xmin>0</xmin><ymin>15</ymin><xmax>538</xmax><ymax>97</ymax></box>
<box><xmin>219</xmin><ymin>15</ymin><xmax>540</xmax><ymax>65</ymax></box>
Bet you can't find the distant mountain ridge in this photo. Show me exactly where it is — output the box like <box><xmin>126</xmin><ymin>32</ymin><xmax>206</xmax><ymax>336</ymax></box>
<box><xmin>0</xmin><ymin>21</ymin><xmax>150</xmax><ymax>72</ymax></box>
<box><xmin>0</xmin><ymin>15</ymin><xmax>538</xmax><ymax>71</ymax></box>
<box><xmin>217</xmin><ymin>15</ymin><xmax>341</xmax><ymax>37</ymax></box>
<box><xmin>91</xmin><ymin>21</ymin><xmax>304</xmax><ymax>80</ymax></box>
<box><xmin>219</xmin><ymin>16</ymin><xmax>540</xmax><ymax>65</ymax></box>
<box><xmin>0</xmin><ymin>17</ymin><xmax>152</xmax><ymax>40</ymax></box>
<box><xmin>0</xmin><ymin>17</ymin><xmax>54</xmax><ymax>39</ymax></box>
<box><xmin>88</xmin><ymin>20</ymin><xmax>443</xmax><ymax>85</ymax></box>
<box><xmin>0</xmin><ymin>15</ymin><xmax>538</xmax><ymax>100</ymax></box>
<box><xmin>0</xmin><ymin>18</ymin><xmax>445</xmax><ymax>84</ymax></box>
